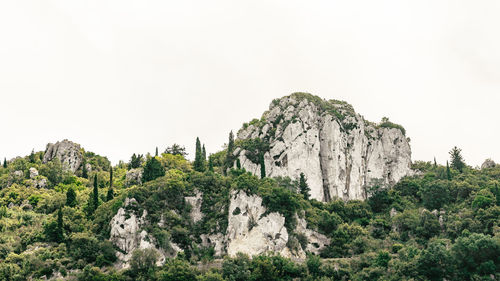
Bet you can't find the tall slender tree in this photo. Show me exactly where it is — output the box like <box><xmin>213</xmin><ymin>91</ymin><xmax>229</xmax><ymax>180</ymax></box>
<box><xmin>56</xmin><ymin>208</ymin><xmax>64</xmax><ymax>242</ymax></box>
<box><xmin>449</xmin><ymin>146</ymin><xmax>465</xmax><ymax>173</ymax></box>
<box><xmin>433</xmin><ymin>157</ymin><xmax>437</xmax><ymax>169</ymax></box>
<box><xmin>29</xmin><ymin>149</ymin><xmax>36</xmax><ymax>163</ymax></box>
<box><xmin>66</xmin><ymin>187</ymin><xmax>77</xmax><ymax>207</ymax></box>
<box><xmin>299</xmin><ymin>173</ymin><xmax>311</xmax><ymax>200</ymax></box>
<box><xmin>155</xmin><ymin>147</ymin><xmax>159</xmax><ymax>157</ymax></box>
<box><xmin>194</xmin><ymin>137</ymin><xmax>204</xmax><ymax>172</ymax></box>
<box><xmin>92</xmin><ymin>174</ymin><xmax>99</xmax><ymax>212</ymax></box>
<box><xmin>446</xmin><ymin>161</ymin><xmax>451</xmax><ymax>181</ymax></box>
<box><xmin>208</xmin><ymin>156</ymin><xmax>214</xmax><ymax>172</ymax></box>
<box><xmin>82</xmin><ymin>158</ymin><xmax>88</xmax><ymax>179</ymax></box>
<box><xmin>3</xmin><ymin>158</ymin><xmax>7</xmax><ymax>168</ymax></box>
<box><xmin>225</xmin><ymin>131</ymin><xmax>235</xmax><ymax>173</ymax></box>
<box><xmin>260</xmin><ymin>153</ymin><xmax>266</xmax><ymax>179</ymax></box>
<box><xmin>236</xmin><ymin>158</ymin><xmax>241</xmax><ymax>170</ymax></box>
<box><xmin>107</xmin><ymin>167</ymin><xmax>114</xmax><ymax>201</ymax></box>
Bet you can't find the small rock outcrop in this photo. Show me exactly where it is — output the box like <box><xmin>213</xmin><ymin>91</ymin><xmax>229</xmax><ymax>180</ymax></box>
<box><xmin>481</xmin><ymin>159</ymin><xmax>496</xmax><ymax>169</ymax></box>
<box><xmin>185</xmin><ymin>191</ymin><xmax>204</xmax><ymax>223</ymax></box>
<box><xmin>226</xmin><ymin>190</ymin><xmax>295</xmax><ymax>258</ymax></box>
<box><xmin>125</xmin><ymin>168</ymin><xmax>143</xmax><ymax>186</ymax></box>
<box><xmin>43</xmin><ymin>140</ymin><xmax>83</xmax><ymax>172</ymax></box>
<box><xmin>236</xmin><ymin>93</ymin><xmax>412</xmax><ymax>202</ymax></box>
<box><xmin>29</xmin><ymin>168</ymin><xmax>38</xmax><ymax>179</ymax></box>
<box><xmin>110</xmin><ymin>198</ymin><xmax>179</xmax><ymax>268</ymax></box>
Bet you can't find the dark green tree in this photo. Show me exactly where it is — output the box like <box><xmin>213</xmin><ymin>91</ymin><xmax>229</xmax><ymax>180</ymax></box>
<box><xmin>236</xmin><ymin>158</ymin><xmax>241</xmax><ymax>170</ymax></box>
<box><xmin>449</xmin><ymin>146</ymin><xmax>465</xmax><ymax>173</ymax></box>
<box><xmin>225</xmin><ymin>131</ymin><xmax>235</xmax><ymax>174</ymax></box>
<box><xmin>299</xmin><ymin>173</ymin><xmax>311</xmax><ymax>200</ymax></box>
<box><xmin>194</xmin><ymin>137</ymin><xmax>204</xmax><ymax>172</ymax></box>
<box><xmin>107</xmin><ymin>168</ymin><xmax>114</xmax><ymax>201</ymax></box>
<box><xmin>260</xmin><ymin>153</ymin><xmax>265</xmax><ymax>179</ymax></box>
<box><xmin>129</xmin><ymin>153</ymin><xmax>143</xmax><ymax>169</ymax></box>
<box><xmin>143</xmin><ymin>156</ymin><xmax>165</xmax><ymax>182</ymax></box>
<box><xmin>155</xmin><ymin>147</ymin><xmax>159</xmax><ymax>157</ymax></box>
<box><xmin>66</xmin><ymin>187</ymin><xmax>77</xmax><ymax>207</ymax></box>
<box><xmin>56</xmin><ymin>208</ymin><xmax>64</xmax><ymax>242</ymax></box>
<box><xmin>165</xmin><ymin>144</ymin><xmax>187</xmax><ymax>157</ymax></box>
<box><xmin>3</xmin><ymin>157</ymin><xmax>7</xmax><ymax>168</ymax></box>
<box><xmin>208</xmin><ymin>156</ymin><xmax>214</xmax><ymax>172</ymax></box>
<box><xmin>82</xmin><ymin>158</ymin><xmax>88</xmax><ymax>179</ymax></box>
<box><xmin>202</xmin><ymin>144</ymin><xmax>207</xmax><ymax>166</ymax></box>
<box><xmin>433</xmin><ymin>157</ymin><xmax>437</xmax><ymax>169</ymax></box>
<box><xmin>92</xmin><ymin>174</ymin><xmax>99</xmax><ymax>213</ymax></box>
<box><xmin>29</xmin><ymin>149</ymin><xmax>36</xmax><ymax>163</ymax></box>
<box><xmin>446</xmin><ymin>161</ymin><xmax>451</xmax><ymax>181</ymax></box>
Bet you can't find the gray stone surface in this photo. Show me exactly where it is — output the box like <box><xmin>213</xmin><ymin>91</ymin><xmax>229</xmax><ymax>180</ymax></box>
<box><xmin>43</xmin><ymin>140</ymin><xmax>83</xmax><ymax>172</ymax></box>
<box><xmin>236</xmin><ymin>96</ymin><xmax>413</xmax><ymax>201</ymax></box>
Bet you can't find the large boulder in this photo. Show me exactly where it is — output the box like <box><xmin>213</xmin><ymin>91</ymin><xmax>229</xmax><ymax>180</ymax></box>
<box><xmin>236</xmin><ymin>93</ymin><xmax>413</xmax><ymax>202</ymax></box>
<box><xmin>125</xmin><ymin>168</ymin><xmax>143</xmax><ymax>186</ymax></box>
<box><xmin>43</xmin><ymin>140</ymin><xmax>83</xmax><ymax>173</ymax></box>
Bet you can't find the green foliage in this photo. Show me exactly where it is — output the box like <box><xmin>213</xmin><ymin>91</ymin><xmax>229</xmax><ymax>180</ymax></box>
<box><xmin>378</xmin><ymin>117</ymin><xmax>406</xmax><ymax>136</ymax></box>
<box><xmin>449</xmin><ymin>146</ymin><xmax>466</xmax><ymax>173</ymax></box>
<box><xmin>194</xmin><ymin>137</ymin><xmax>205</xmax><ymax>172</ymax></box>
<box><xmin>165</xmin><ymin>143</ymin><xmax>188</xmax><ymax>157</ymax></box>
<box><xmin>143</xmin><ymin>156</ymin><xmax>166</xmax><ymax>182</ymax></box>
<box><xmin>299</xmin><ymin>173</ymin><xmax>310</xmax><ymax>200</ymax></box>
<box><xmin>129</xmin><ymin>153</ymin><xmax>144</xmax><ymax>169</ymax></box>
<box><xmin>66</xmin><ymin>186</ymin><xmax>77</xmax><ymax>207</ymax></box>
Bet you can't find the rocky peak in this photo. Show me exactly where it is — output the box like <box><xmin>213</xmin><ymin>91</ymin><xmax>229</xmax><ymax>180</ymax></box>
<box><xmin>43</xmin><ymin>139</ymin><xmax>83</xmax><ymax>173</ymax></box>
<box><xmin>235</xmin><ymin>93</ymin><xmax>412</xmax><ymax>202</ymax></box>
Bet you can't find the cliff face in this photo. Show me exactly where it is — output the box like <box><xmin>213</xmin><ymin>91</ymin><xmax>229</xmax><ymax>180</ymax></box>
<box><xmin>43</xmin><ymin>139</ymin><xmax>83</xmax><ymax>173</ymax></box>
<box><xmin>235</xmin><ymin>93</ymin><xmax>412</xmax><ymax>202</ymax></box>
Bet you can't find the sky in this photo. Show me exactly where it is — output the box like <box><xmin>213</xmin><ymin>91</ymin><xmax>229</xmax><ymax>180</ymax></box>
<box><xmin>1</xmin><ymin>0</ymin><xmax>499</xmax><ymax>167</ymax></box>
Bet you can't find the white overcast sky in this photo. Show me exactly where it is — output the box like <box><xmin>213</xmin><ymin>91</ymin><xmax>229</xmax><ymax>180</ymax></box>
<box><xmin>1</xmin><ymin>0</ymin><xmax>499</xmax><ymax>167</ymax></box>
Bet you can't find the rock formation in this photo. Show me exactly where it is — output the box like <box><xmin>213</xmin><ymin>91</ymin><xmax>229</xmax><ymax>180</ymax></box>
<box><xmin>43</xmin><ymin>140</ymin><xmax>83</xmax><ymax>173</ymax></box>
<box><xmin>109</xmin><ymin>198</ymin><xmax>180</xmax><ymax>268</ymax></box>
<box><xmin>235</xmin><ymin>93</ymin><xmax>412</xmax><ymax>201</ymax></box>
<box><xmin>481</xmin><ymin>159</ymin><xmax>496</xmax><ymax>169</ymax></box>
<box><xmin>125</xmin><ymin>168</ymin><xmax>143</xmax><ymax>186</ymax></box>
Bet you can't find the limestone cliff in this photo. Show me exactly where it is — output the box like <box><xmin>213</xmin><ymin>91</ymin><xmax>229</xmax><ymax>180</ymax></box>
<box><xmin>43</xmin><ymin>139</ymin><xmax>83</xmax><ymax>173</ymax></box>
<box><xmin>235</xmin><ymin>93</ymin><xmax>412</xmax><ymax>201</ymax></box>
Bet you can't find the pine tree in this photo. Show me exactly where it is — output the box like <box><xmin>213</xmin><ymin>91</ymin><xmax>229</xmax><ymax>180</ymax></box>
<box><xmin>82</xmin><ymin>158</ymin><xmax>88</xmax><ymax>179</ymax></box>
<box><xmin>143</xmin><ymin>156</ymin><xmax>165</xmax><ymax>182</ymax></box>
<box><xmin>446</xmin><ymin>161</ymin><xmax>451</xmax><ymax>181</ymax></box>
<box><xmin>260</xmin><ymin>154</ymin><xmax>266</xmax><ymax>179</ymax></box>
<box><xmin>3</xmin><ymin>158</ymin><xmax>7</xmax><ymax>168</ymax></box>
<box><xmin>29</xmin><ymin>149</ymin><xmax>35</xmax><ymax>163</ymax></box>
<box><xmin>299</xmin><ymin>173</ymin><xmax>311</xmax><ymax>200</ymax></box>
<box><xmin>194</xmin><ymin>137</ymin><xmax>204</xmax><ymax>172</ymax></box>
<box><xmin>56</xmin><ymin>208</ymin><xmax>64</xmax><ymax>242</ymax></box>
<box><xmin>129</xmin><ymin>153</ymin><xmax>143</xmax><ymax>169</ymax></box>
<box><xmin>92</xmin><ymin>174</ymin><xmax>99</xmax><ymax>213</ymax></box>
<box><xmin>449</xmin><ymin>146</ymin><xmax>465</xmax><ymax>173</ymax></box>
<box><xmin>66</xmin><ymin>187</ymin><xmax>77</xmax><ymax>207</ymax></box>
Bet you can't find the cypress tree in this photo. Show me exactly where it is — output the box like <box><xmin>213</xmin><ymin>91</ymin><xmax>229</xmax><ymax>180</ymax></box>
<box><xmin>236</xmin><ymin>158</ymin><xmax>241</xmax><ymax>170</ymax></box>
<box><xmin>66</xmin><ymin>187</ymin><xmax>77</xmax><ymax>207</ymax></box>
<box><xmin>225</xmin><ymin>131</ymin><xmax>235</xmax><ymax>173</ymax></box>
<box><xmin>56</xmin><ymin>208</ymin><xmax>64</xmax><ymax>242</ymax></box>
<box><xmin>3</xmin><ymin>158</ymin><xmax>6</xmax><ymax>168</ymax></box>
<box><xmin>194</xmin><ymin>137</ymin><xmax>204</xmax><ymax>172</ymax></box>
<box><xmin>109</xmin><ymin>167</ymin><xmax>113</xmax><ymax>188</ymax></box>
<box><xmin>260</xmin><ymin>153</ymin><xmax>266</xmax><ymax>179</ymax></box>
<box><xmin>107</xmin><ymin>187</ymin><xmax>114</xmax><ymax>201</ymax></box>
<box><xmin>208</xmin><ymin>156</ymin><xmax>214</xmax><ymax>172</ymax></box>
<box><xmin>155</xmin><ymin>147</ymin><xmax>159</xmax><ymax>157</ymax></box>
<box><xmin>446</xmin><ymin>161</ymin><xmax>451</xmax><ymax>181</ymax></box>
<box><xmin>92</xmin><ymin>174</ymin><xmax>99</xmax><ymax>212</ymax></box>
<box><xmin>29</xmin><ymin>149</ymin><xmax>35</xmax><ymax>163</ymax></box>
<box><xmin>107</xmin><ymin>168</ymin><xmax>114</xmax><ymax>201</ymax></box>
<box><xmin>433</xmin><ymin>157</ymin><xmax>437</xmax><ymax>169</ymax></box>
<box><xmin>82</xmin><ymin>158</ymin><xmax>88</xmax><ymax>179</ymax></box>
<box><xmin>299</xmin><ymin>173</ymin><xmax>311</xmax><ymax>200</ymax></box>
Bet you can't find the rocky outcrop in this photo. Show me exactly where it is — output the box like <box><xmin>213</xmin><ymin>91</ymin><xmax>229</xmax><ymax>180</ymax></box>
<box><xmin>185</xmin><ymin>191</ymin><xmax>204</xmax><ymax>223</ymax></box>
<box><xmin>29</xmin><ymin>168</ymin><xmax>38</xmax><ymax>179</ymax></box>
<box><xmin>109</xmin><ymin>198</ymin><xmax>180</xmax><ymax>268</ymax></box>
<box><xmin>236</xmin><ymin>93</ymin><xmax>412</xmax><ymax>202</ymax></box>
<box><xmin>481</xmin><ymin>159</ymin><xmax>496</xmax><ymax>169</ymax></box>
<box><xmin>295</xmin><ymin>216</ymin><xmax>330</xmax><ymax>255</ymax></box>
<box><xmin>43</xmin><ymin>140</ymin><xmax>83</xmax><ymax>172</ymax></box>
<box><xmin>125</xmin><ymin>168</ymin><xmax>143</xmax><ymax>186</ymax></box>
<box><xmin>226</xmin><ymin>190</ymin><xmax>297</xmax><ymax>258</ymax></box>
